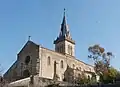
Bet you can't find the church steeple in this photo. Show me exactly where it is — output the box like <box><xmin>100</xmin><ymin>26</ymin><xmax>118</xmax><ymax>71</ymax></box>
<box><xmin>54</xmin><ymin>9</ymin><xmax>75</xmax><ymax>56</ymax></box>
<box><xmin>59</xmin><ymin>9</ymin><xmax>71</xmax><ymax>39</ymax></box>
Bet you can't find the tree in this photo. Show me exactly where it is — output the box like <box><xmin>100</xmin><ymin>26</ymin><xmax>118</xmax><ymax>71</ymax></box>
<box><xmin>88</xmin><ymin>45</ymin><xmax>114</xmax><ymax>74</ymax></box>
<box><xmin>100</xmin><ymin>67</ymin><xmax>120</xmax><ymax>83</ymax></box>
<box><xmin>90</xmin><ymin>73</ymin><xmax>97</xmax><ymax>84</ymax></box>
<box><xmin>77</xmin><ymin>72</ymin><xmax>89</xmax><ymax>85</ymax></box>
<box><xmin>0</xmin><ymin>64</ymin><xmax>8</xmax><ymax>87</ymax></box>
<box><xmin>0</xmin><ymin>65</ymin><xmax>4</xmax><ymax>87</ymax></box>
<box><xmin>88</xmin><ymin>44</ymin><xmax>114</xmax><ymax>83</ymax></box>
<box><xmin>115</xmin><ymin>70</ymin><xmax>120</xmax><ymax>81</ymax></box>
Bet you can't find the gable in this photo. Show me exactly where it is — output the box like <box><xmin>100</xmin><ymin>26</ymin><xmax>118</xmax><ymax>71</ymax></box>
<box><xmin>17</xmin><ymin>41</ymin><xmax>39</xmax><ymax>55</ymax></box>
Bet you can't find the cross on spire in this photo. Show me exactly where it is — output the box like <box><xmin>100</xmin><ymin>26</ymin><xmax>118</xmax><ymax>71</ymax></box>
<box><xmin>28</xmin><ymin>36</ymin><xmax>31</xmax><ymax>41</ymax></box>
<box><xmin>64</xmin><ymin>8</ymin><xmax>65</xmax><ymax>17</ymax></box>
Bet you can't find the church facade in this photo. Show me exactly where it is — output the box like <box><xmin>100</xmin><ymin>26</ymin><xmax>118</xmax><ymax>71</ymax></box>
<box><xmin>4</xmin><ymin>10</ymin><xmax>95</xmax><ymax>83</ymax></box>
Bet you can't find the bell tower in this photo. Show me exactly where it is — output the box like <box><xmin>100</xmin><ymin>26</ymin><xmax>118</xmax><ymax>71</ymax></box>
<box><xmin>54</xmin><ymin>9</ymin><xmax>75</xmax><ymax>56</ymax></box>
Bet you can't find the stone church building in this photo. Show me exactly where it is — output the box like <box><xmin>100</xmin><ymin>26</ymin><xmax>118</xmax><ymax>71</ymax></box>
<box><xmin>4</xmin><ymin>10</ymin><xmax>96</xmax><ymax>83</ymax></box>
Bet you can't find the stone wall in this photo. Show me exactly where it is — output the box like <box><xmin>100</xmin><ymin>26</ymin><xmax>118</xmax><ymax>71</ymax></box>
<box><xmin>39</xmin><ymin>47</ymin><xmax>95</xmax><ymax>83</ymax></box>
<box><xmin>4</xmin><ymin>41</ymin><xmax>40</xmax><ymax>82</ymax></box>
<box><xmin>6</xmin><ymin>76</ymin><xmax>120</xmax><ymax>87</ymax></box>
<box><xmin>39</xmin><ymin>47</ymin><xmax>67</xmax><ymax>81</ymax></box>
<box><xmin>7</xmin><ymin>75</ymin><xmax>75</xmax><ymax>87</ymax></box>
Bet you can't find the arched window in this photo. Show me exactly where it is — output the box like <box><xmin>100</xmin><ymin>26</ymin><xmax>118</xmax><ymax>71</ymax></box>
<box><xmin>25</xmin><ymin>56</ymin><xmax>30</xmax><ymax>65</ymax></box>
<box><xmin>61</xmin><ymin>44</ymin><xmax>63</xmax><ymax>53</ymax></box>
<box><xmin>79</xmin><ymin>67</ymin><xmax>81</xmax><ymax>71</ymax></box>
<box><xmin>61</xmin><ymin>60</ymin><xmax>63</xmax><ymax>68</ymax></box>
<box><xmin>48</xmin><ymin>56</ymin><xmax>51</xmax><ymax>65</ymax></box>
<box><xmin>58</xmin><ymin>47</ymin><xmax>60</xmax><ymax>52</ymax></box>
<box><xmin>78</xmin><ymin>73</ymin><xmax>80</xmax><ymax>77</ymax></box>
<box><xmin>88</xmin><ymin>75</ymin><xmax>90</xmax><ymax>81</ymax></box>
<box><xmin>68</xmin><ymin>45</ymin><xmax>70</xmax><ymax>54</ymax></box>
<box><xmin>60</xmin><ymin>46</ymin><xmax>62</xmax><ymax>53</ymax></box>
<box><xmin>73</xmin><ymin>64</ymin><xmax>75</xmax><ymax>68</ymax></box>
<box><xmin>70</xmin><ymin>46</ymin><xmax>72</xmax><ymax>55</ymax></box>
<box><xmin>89</xmin><ymin>68</ymin><xmax>91</xmax><ymax>71</ymax></box>
<box><xmin>76</xmin><ymin>67</ymin><xmax>79</xmax><ymax>70</ymax></box>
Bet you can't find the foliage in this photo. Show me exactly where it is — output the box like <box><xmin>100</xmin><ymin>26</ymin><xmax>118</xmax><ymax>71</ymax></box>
<box><xmin>100</xmin><ymin>67</ymin><xmax>120</xmax><ymax>83</ymax></box>
<box><xmin>88</xmin><ymin>44</ymin><xmax>118</xmax><ymax>84</ymax></box>
<box><xmin>88</xmin><ymin>44</ymin><xmax>114</xmax><ymax>75</ymax></box>
<box><xmin>108</xmin><ymin>67</ymin><xmax>118</xmax><ymax>79</ymax></box>
<box><xmin>77</xmin><ymin>72</ymin><xmax>90</xmax><ymax>85</ymax></box>
<box><xmin>116</xmin><ymin>70</ymin><xmax>120</xmax><ymax>80</ymax></box>
<box><xmin>0</xmin><ymin>65</ymin><xmax>8</xmax><ymax>87</ymax></box>
<box><xmin>76</xmin><ymin>72</ymin><xmax>98</xmax><ymax>85</ymax></box>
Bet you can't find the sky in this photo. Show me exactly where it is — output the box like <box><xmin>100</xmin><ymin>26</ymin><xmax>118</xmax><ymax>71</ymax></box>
<box><xmin>0</xmin><ymin>0</ymin><xmax>120</xmax><ymax>74</ymax></box>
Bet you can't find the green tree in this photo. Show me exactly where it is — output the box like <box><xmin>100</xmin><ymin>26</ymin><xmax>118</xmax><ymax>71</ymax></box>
<box><xmin>102</xmin><ymin>67</ymin><xmax>120</xmax><ymax>83</ymax></box>
<box><xmin>77</xmin><ymin>72</ymin><xmax>89</xmax><ymax>85</ymax></box>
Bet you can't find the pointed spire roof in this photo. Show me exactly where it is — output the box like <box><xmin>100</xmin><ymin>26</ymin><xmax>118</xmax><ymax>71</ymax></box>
<box><xmin>54</xmin><ymin>9</ymin><xmax>75</xmax><ymax>44</ymax></box>
<box><xmin>59</xmin><ymin>9</ymin><xmax>71</xmax><ymax>39</ymax></box>
<box><xmin>62</xmin><ymin>8</ymin><xmax>66</xmax><ymax>27</ymax></box>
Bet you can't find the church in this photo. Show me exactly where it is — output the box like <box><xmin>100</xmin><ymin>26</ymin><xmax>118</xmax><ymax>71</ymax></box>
<box><xmin>3</xmin><ymin>10</ymin><xmax>96</xmax><ymax>83</ymax></box>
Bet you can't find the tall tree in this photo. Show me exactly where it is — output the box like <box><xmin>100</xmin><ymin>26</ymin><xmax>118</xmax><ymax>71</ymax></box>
<box><xmin>88</xmin><ymin>44</ymin><xmax>114</xmax><ymax>75</ymax></box>
<box><xmin>88</xmin><ymin>44</ymin><xmax>115</xmax><ymax>83</ymax></box>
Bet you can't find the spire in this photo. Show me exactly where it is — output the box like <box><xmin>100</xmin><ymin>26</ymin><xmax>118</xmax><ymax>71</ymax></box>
<box><xmin>59</xmin><ymin>8</ymin><xmax>71</xmax><ymax>39</ymax></box>
<box><xmin>62</xmin><ymin>8</ymin><xmax>66</xmax><ymax>26</ymax></box>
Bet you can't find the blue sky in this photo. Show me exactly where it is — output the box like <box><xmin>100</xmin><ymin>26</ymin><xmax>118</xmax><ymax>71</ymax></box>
<box><xmin>0</xmin><ymin>0</ymin><xmax>120</xmax><ymax>74</ymax></box>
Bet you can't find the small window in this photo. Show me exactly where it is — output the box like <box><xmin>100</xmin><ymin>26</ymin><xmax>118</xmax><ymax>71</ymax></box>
<box><xmin>70</xmin><ymin>46</ymin><xmax>72</xmax><ymax>55</ymax></box>
<box><xmin>68</xmin><ymin>45</ymin><xmax>72</xmax><ymax>55</ymax></box>
<box><xmin>60</xmin><ymin>46</ymin><xmax>62</xmax><ymax>53</ymax></box>
<box><xmin>73</xmin><ymin>64</ymin><xmax>75</xmax><ymax>68</ymax></box>
<box><xmin>21</xmin><ymin>63</ymin><xmax>23</xmax><ymax>68</ymax></box>
<box><xmin>76</xmin><ymin>67</ymin><xmax>79</xmax><ymax>70</ymax></box>
<box><xmin>58</xmin><ymin>47</ymin><xmax>60</xmax><ymax>52</ymax></box>
<box><xmin>68</xmin><ymin>45</ymin><xmax>70</xmax><ymax>54</ymax></box>
<box><xmin>88</xmin><ymin>75</ymin><xmax>90</xmax><ymax>80</ymax></box>
<box><xmin>48</xmin><ymin>56</ymin><xmax>51</xmax><ymax>65</ymax></box>
<box><xmin>61</xmin><ymin>44</ymin><xmax>64</xmax><ymax>53</ymax></box>
<box><xmin>61</xmin><ymin>45</ymin><xmax>63</xmax><ymax>53</ymax></box>
<box><xmin>89</xmin><ymin>68</ymin><xmax>91</xmax><ymax>71</ymax></box>
<box><xmin>25</xmin><ymin>56</ymin><xmax>30</xmax><ymax>65</ymax></box>
<box><xmin>61</xmin><ymin>60</ymin><xmax>64</xmax><ymax>68</ymax></box>
<box><xmin>79</xmin><ymin>67</ymin><xmax>81</xmax><ymax>71</ymax></box>
<box><xmin>78</xmin><ymin>73</ymin><xmax>80</xmax><ymax>77</ymax></box>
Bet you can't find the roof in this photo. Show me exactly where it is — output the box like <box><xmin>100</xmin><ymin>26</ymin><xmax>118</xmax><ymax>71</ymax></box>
<box><xmin>54</xmin><ymin>9</ymin><xmax>75</xmax><ymax>44</ymax></box>
<box><xmin>17</xmin><ymin>40</ymin><xmax>39</xmax><ymax>55</ymax></box>
<box><xmin>3</xmin><ymin>60</ymin><xmax>17</xmax><ymax>77</ymax></box>
<box><xmin>40</xmin><ymin>43</ymin><xmax>94</xmax><ymax>68</ymax></box>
